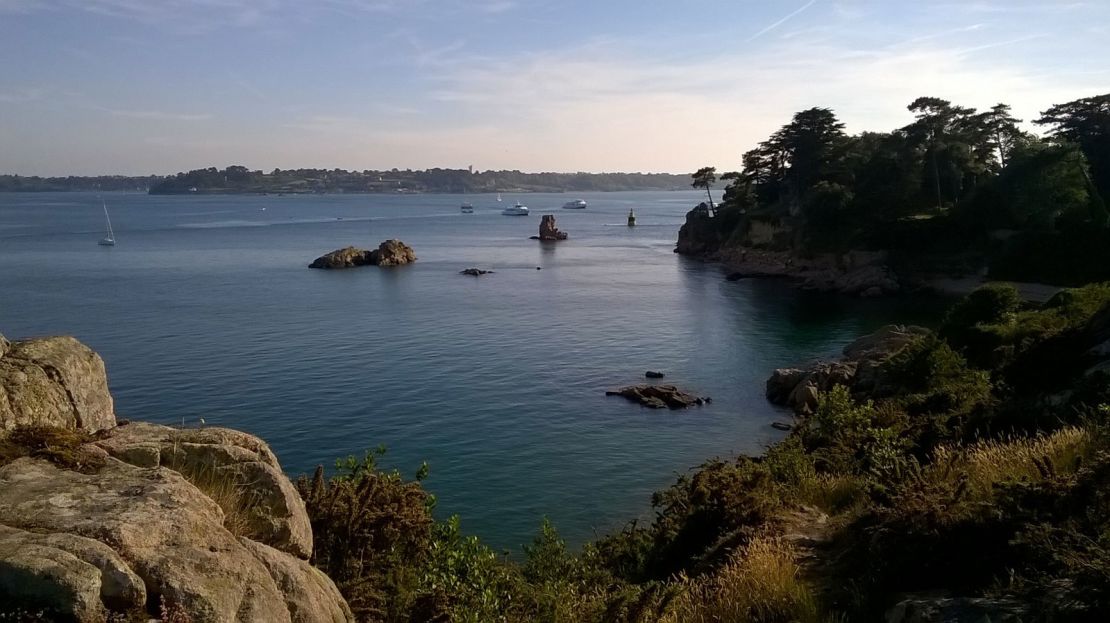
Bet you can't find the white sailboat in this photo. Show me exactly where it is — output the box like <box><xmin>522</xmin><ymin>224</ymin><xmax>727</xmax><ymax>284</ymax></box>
<box><xmin>98</xmin><ymin>199</ymin><xmax>116</xmax><ymax>246</ymax></box>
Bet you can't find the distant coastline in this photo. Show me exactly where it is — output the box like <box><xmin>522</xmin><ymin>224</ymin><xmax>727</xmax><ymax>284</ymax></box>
<box><xmin>0</xmin><ymin>166</ymin><xmax>691</xmax><ymax>195</ymax></box>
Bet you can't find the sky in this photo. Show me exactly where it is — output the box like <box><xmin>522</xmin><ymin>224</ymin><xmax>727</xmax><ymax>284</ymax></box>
<box><xmin>1</xmin><ymin>0</ymin><xmax>1108</xmax><ymax>176</ymax></box>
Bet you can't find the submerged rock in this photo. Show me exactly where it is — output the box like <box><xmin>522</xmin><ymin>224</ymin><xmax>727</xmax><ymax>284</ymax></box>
<box><xmin>309</xmin><ymin>240</ymin><xmax>416</xmax><ymax>269</ymax></box>
<box><xmin>644</xmin><ymin>371</ymin><xmax>666</xmax><ymax>379</ymax></box>
<box><xmin>460</xmin><ymin>268</ymin><xmax>493</xmax><ymax>276</ymax></box>
<box><xmin>606</xmin><ymin>385</ymin><xmax>709</xmax><ymax>409</ymax></box>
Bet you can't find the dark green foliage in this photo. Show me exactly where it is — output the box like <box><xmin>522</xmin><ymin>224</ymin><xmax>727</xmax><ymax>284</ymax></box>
<box><xmin>1036</xmin><ymin>93</ymin><xmax>1110</xmax><ymax>209</ymax></box>
<box><xmin>296</xmin><ymin>448</ymin><xmax>435</xmax><ymax>621</ymax></box>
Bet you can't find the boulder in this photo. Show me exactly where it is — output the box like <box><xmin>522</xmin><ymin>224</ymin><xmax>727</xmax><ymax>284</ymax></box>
<box><xmin>606</xmin><ymin>385</ymin><xmax>709</xmax><ymax>409</ymax></box>
<box><xmin>0</xmin><ymin>457</ymin><xmax>350</xmax><ymax>623</ymax></box>
<box><xmin>240</xmin><ymin>538</ymin><xmax>354</xmax><ymax>623</ymax></box>
<box><xmin>766</xmin><ymin>325</ymin><xmax>928</xmax><ymax>415</ymax></box>
<box><xmin>308</xmin><ymin>246</ymin><xmax>374</xmax><ymax>269</ymax></box>
<box><xmin>94</xmin><ymin>422</ymin><xmax>311</xmax><ymax>559</ymax></box>
<box><xmin>536</xmin><ymin>215</ymin><xmax>568</xmax><ymax>241</ymax></box>
<box><xmin>0</xmin><ymin>335</ymin><xmax>116</xmax><ymax>434</ymax></box>
<box><xmin>308</xmin><ymin>240</ymin><xmax>416</xmax><ymax>269</ymax></box>
<box><xmin>645</xmin><ymin>371</ymin><xmax>666</xmax><ymax>379</ymax></box>
<box><xmin>0</xmin><ymin>524</ymin><xmax>147</xmax><ymax>620</ymax></box>
<box><xmin>371</xmin><ymin>239</ymin><xmax>417</xmax><ymax>267</ymax></box>
<box><xmin>460</xmin><ymin>268</ymin><xmax>493</xmax><ymax>276</ymax></box>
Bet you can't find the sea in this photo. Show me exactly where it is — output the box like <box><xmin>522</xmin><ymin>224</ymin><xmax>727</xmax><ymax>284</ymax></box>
<box><xmin>0</xmin><ymin>190</ymin><xmax>947</xmax><ymax>551</ymax></box>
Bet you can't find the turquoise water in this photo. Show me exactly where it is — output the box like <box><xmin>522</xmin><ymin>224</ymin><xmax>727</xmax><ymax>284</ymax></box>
<box><xmin>0</xmin><ymin>191</ymin><xmax>944</xmax><ymax>550</ymax></box>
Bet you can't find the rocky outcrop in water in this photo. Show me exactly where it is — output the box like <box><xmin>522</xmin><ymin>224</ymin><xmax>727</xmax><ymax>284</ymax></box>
<box><xmin>309</xmin><ymin>240</ymin><xmax>416</xmax><ymax>269</ymax></box>
<box><xmin>606</xmin><ymin>385</ymin><xmax>710</xmax><ymax>409</ymax></box>
<box><xmin>0</xmin><ymin>334</ymin><xmax>115</xmax><ymax>434</ymax></box>
<box><xmin>0</xmin><ymin>333</ymin><xmax>353</xmax><ymax>622</ymax></box>
<box><xmin>766</xmin><ymin>325</ymin><xmax>929</xmax><ymax>414</ymax></box>
<box><xmin>534</xmin><ymin>214</ymin><xmax>568</xmax><ymax>241</ymax></box>
<box><xmin>460</xmin><ymin>268</ymin><xmax>494</xmax><ymax>276</ymax></box>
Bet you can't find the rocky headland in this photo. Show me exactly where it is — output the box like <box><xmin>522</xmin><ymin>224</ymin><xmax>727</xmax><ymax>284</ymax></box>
<box><xmin>0</xmin><ymin>332</ymin><xmax>353</xmax><ymax>622</ymax></box>
<box><xmin>675</xmin><ymin>205</ymin><xmax>901</xmax><ymax>296</ymax></box>
<box><xmin>308</xmin><ymin>239</ymin><xmax>416</xmax><ymax>269</ymax></box>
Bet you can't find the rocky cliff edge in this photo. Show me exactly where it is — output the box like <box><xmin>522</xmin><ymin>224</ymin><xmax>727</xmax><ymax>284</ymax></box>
<box><xmin>0</xmin><ymin>332</ymin><xmax>353</xmax><ymax>623</ymax></box>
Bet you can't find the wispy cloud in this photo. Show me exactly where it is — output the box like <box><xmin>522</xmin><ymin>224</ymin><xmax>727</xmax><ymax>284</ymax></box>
<box><xmin>0</xmin><ymin>87</ymin><xmax>43</xmax><ymax>103</ymax></box>
<box><xmin>106</xmin><ymin>108</ymin><xmax>212</xmax><ymax>121</ymax></box>
<box><xmin>747</xmin><ymin>0</ymin><xmax>818</xmax><ymax>42</ymax></box>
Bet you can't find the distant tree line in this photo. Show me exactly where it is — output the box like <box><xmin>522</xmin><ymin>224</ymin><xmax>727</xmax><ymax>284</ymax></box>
<box><xmin>145</xmin><ymin>166</ymin><xmax>691</xmax><ymax>195</ymax></box>
<box><xmin>0</xmin><ymin>174</ymin><xmax>164</xmax><ymax>192</ymax></box>
<box><xmin>0</xmin><ymin>168</ymin><xmax>691</xmax><ymax>194</ymax></box>
<box><xmin>693</xmin><ymin>92</ymin><xmax>1110</xmax><ymax>284</ymax></box>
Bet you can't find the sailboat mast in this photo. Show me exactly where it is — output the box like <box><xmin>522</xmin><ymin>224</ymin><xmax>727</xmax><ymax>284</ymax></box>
<box><xmin>102</xmin><ymin>200</ymin><xmax>114</xmax><ymax>238</ymax></box>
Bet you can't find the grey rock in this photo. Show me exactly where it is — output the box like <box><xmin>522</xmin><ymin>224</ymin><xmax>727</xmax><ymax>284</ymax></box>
<box><xmin>0</xmin><ymin>335</ymin><xmax>116</xmax><ymax>434</ymax></box>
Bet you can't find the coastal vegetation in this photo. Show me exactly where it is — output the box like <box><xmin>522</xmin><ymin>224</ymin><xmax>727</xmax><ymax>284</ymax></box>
<box><xmin>290</xmin><ymin>281</ymin><xmax>1110</xmax><ymax>621</ymax></box>
<box><xmin>679</xmin><ymin>92</ymin><xmax>1110</xmax><ymax>286</ymax></box>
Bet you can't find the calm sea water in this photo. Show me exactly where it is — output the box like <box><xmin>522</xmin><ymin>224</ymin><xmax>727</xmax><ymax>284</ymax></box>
<box><xmin>0</xmin><ymin>191</ymin><xmax>945</xmax><ymax>550</ymax></box>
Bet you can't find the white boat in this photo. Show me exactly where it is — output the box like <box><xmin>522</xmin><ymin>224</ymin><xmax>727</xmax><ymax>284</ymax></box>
<box><xmin>496</xmin><ymin>192</ymin><xmax>502</xmax><ymax>202</ymax></box>
<box><xmin>561</xmin><ymin>199</ymin><xmax>587</xmax><ymax>209</ymax></box>
<box><xmin>502</xmin><ymin>202</ymin><xmax>529</xmax><ymax>216</ymax></box>
<box><xmin>98</xmin><ymin>199</ymin><xmax>116</xmax><ymax>246</ymax></box>
<box><xmin>461</xmin><ymin>202</ymin><xmax>474</xmax><ymax>213</ymax></box>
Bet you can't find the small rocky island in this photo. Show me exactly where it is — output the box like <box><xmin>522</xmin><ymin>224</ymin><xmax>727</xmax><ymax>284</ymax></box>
<box><xmin>309</xmin><ymin>239</ymin><xmax>416</xmax><ymax>269</ymax></box>
<box><xmin>606</xmin><ymin>384</ymin><xmax>710</xmax><ymax>409</ymax></box>
<box><xmin>531</xmin><ymin>214</ymin><xmax>568</xmax><ymax>241</ymax></box>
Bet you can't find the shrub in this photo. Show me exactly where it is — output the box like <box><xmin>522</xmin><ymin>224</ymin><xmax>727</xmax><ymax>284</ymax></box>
<box><xmin>0</xmin><ymin>426</ymin><xmax>104</xmax><ymax>473</ymax></box>
<box><xmin>296</xmin><ymin>448</ymin><xmax>434</xmax><ymax>622</ymax></box>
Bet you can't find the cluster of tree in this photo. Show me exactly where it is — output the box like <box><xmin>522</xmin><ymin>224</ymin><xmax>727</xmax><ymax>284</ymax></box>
<box><xmin>689</xmin><ymin>93</ymin><xmax>1110</xmax><ymax>282</ymax></box>
<box><xmin>0</xmin><ymin>174</ymin><xmax>163</xmax><ymax>192</ymax></box>
<box><xmin>146</xmin><ymin>166</ymin><xmax>690</xmax><ymax>195</ymax></box>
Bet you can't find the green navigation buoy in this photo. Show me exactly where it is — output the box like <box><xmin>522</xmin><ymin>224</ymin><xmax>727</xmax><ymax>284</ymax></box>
<box><xmin>627</xmin><ymin>209</ymin><xmax>636</xmax><ymax>227</ymax></box>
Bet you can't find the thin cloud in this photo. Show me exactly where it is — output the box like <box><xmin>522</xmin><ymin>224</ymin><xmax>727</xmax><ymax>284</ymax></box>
<box><xmin>107</xmin><ymin>108</ymin><xmax>212</xmax><ymax>121</ymax></box>
<box><xmin>747</xmin><ymin>0</ymin><xmax>818</xmax><ymax>42</ymax></box>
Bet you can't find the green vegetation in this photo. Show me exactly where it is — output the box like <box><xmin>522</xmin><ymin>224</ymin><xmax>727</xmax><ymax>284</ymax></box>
<box><xmin>297</xmin><ymin>283</ymin><xmax>1110</xmax><ymax>621</ymax></box>
<box><xmin>683</xmin><ymin>92</ymin><xmax>1110</xmax><ymax>285</ymax></box>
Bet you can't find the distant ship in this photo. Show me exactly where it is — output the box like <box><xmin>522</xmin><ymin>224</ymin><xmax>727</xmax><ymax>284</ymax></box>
<box><xmin>561</xmin><ymin>199</ymin><xmax>587</xmax><ymax>209</ymax></box>
<box><xmin>502</xmin><ymin>202</ymin><xmax>529</xmax><ymax>216</ymax></box>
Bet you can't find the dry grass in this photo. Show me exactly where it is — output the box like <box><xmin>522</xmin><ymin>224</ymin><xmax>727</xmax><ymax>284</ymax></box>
<box><xmin>930</xmin><ymin>426</ymin><xmax>1093</xmax><ymax>497</ymax></box>
<box><xmin>661</xmin><ymin>537</ymin><xmax>823</xmax><ymax>623</ymax></box>
<box><xmin>163</xmin><ymin>454</ymin><xmax>263</xmax><ymax>538</ymax></box>
<box><xmin>795</xmin><ymin>473</ymin><xmax>869</xmax><ymax>515</ymax></box>
<box><xmin>0</xmin><ymin>425</ymin><xmax>105</xmax><ymax>473</ymax></box>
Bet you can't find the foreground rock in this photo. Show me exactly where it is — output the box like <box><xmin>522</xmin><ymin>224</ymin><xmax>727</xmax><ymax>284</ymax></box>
<box><xmin>309</xmin><ymin>239</ymin><xmax>416</xmax><ymax>269</ymax></box>
<box><xmin>532</xmin><ymin>214</ymin><xmax>568</xmax><ymax>241</ymax></box>
<box><xmin>767</xmin><ymin>324</ymin><xmax>929</xmax><ymax>414</ymax></box>
<box><xmin>0</xmin><ymin>333</ymin><xmax>115</xmax><ymax>434</ymax></box>
<box><xmin>0</xmin><ymin>332</ymin><xmax>352</xmax><ymax>622</ymax></box>
<box><xmin>606</xmin><ymin>385</ymin><xmax>710</xmax><ymax>409</ymax></box>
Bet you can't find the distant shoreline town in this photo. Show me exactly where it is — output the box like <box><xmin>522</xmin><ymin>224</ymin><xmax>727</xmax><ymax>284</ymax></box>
<box><xmin>0</xmin><ymin>167</ymin><xmax>691</xmax><ymax>195</ymax></box>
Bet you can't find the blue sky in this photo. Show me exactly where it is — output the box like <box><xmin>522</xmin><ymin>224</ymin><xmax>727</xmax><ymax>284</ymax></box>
<box><xmin>1</xmin><ymin>0</ymin><xmax>1107</xmax><ymax>175</ymax></box>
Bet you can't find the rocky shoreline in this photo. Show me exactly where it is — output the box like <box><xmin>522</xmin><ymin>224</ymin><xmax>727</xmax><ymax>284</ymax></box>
<box><xmin>0</xmin><ymin>333</ymin><xmax>353</xmax><ymax>622</ymax></box>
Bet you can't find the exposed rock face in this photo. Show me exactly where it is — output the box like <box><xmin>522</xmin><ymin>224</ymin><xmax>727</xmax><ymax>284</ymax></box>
<box><xmin>536</xmin><ymin>214</ymin><xmax>568</xmax><ymax>241</ymax></box>
<box><xmin>675</xmin><ymin>203</ymin><xmax>721</xmax><ymax>256</ymax></box>
<box><xmin>94</xmin><ymin>422</ymin><xmax>313</xmax><ymax>559</ymax></box>
<box><xmin>0</xmin><ymin>334</ymin><xmax>115</xmax><ymax>434</ymax></box>
<box><xmin>372</xmin><ymin>239</ymin><xmax>417</xmax><ymax>267</ymax></box>
<box><xmin>309</xmin><ymin>240</ymin><xmax>416</xmax><ymax>269</ymax></box>
<box><xmin>0</xmin><ymin>333</ymin><xmax>352</xmax><ymax>623</ymax></box>
<box><xmin>606</xmin><ymin>385</ymin><xmax>710</xmax><ymax>409</ymax></box>
<box><xmin>309</xmin><ymin>246</ymin><xmax>374</xmax><ymax>269</ymax></box>
<box><xmin>767</xmin><ymin>325</ymin><xmax>929</xmax><ymax>414</ymax></box>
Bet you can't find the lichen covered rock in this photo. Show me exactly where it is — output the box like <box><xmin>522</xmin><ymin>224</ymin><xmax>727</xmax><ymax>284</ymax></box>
<box><xmin>0</xmin><ymin>335</ymin><xmax>115</xmax><ymax>434</ymax></box>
